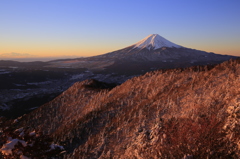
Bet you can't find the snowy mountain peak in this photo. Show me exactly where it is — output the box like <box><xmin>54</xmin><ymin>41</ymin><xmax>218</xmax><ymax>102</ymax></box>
<box><xmin>133</xmin><ymin>34</ymin><xmax>182</xmax><ymax>50</ymax></box>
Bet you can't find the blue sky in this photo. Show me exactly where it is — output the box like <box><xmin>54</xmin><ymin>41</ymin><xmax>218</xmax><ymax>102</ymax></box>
<box><xmin>1</xmin><ymin>0</ymin><xmax>240</xmax><ymax>59</ymax></box>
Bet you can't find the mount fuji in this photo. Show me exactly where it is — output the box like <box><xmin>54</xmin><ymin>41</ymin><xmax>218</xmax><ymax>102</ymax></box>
<box><xmin>50</xmin><ymin>34</ymin><xmax>236</xmax><ymax>74</ymax></box>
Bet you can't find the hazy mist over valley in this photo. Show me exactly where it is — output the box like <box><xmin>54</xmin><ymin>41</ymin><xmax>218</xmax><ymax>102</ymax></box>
<box><xmin>0</xmin><ymin>56</ymin><xmax>84</xmax><ymax>62</ymax></box>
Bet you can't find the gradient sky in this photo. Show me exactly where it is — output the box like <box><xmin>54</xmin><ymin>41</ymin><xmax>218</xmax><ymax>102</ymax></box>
<box><xmin>1</xmin><ymin>0</ymin><xmax>240</xmax><ymax>59</ymax></box>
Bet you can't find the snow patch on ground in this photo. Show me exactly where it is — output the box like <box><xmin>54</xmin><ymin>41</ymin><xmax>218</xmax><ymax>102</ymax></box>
<box><xmin>0</xmin><ymin>103</ymin><xmax>10</xmax><ymax>110</ymax></box>
<box><xmin>20</xmin><ymin>155</ymin><xmax>31</xmax><ymax>159</ymax></box>
<box><xmin>27</xmin><ymin>81</ymin><xmax>53</xmax><ymax>85</ymax></box>
<box><xmin>28</xmin><ymin>107</ymin><xmax>38</xmax><ymax>110</ymax></box>
<box><xmin>0</xmin><ymin>138</ymin><xmax>27</xmax><ymax>155</ymax></box>
<box><xmin>0</xmin><ymin>71</ymin><xmax>11</xmax><ymax>74</ymax></box>
<box><xmin>29</xmin><ymin>131</ymin><xmax>36</xmax><ymax>136</ymax></box>
<box><xmin>70</xmin><ymin>71</ymin><xmax>93</xmax><ymax>80</ymax></box>
<box><xmin>14</xmin><ymin>83</ymin><xmax>26</xmax><ymax>86</ymax></box>
<box><xmin>15</xmin><ymin>127</ymin><xmax>24</xmax><ymax>133</ymax></box>
<box><xmin>50</xmin><ymin>144</ymin><xmax>64</xmax><ymax>150</ymax></box>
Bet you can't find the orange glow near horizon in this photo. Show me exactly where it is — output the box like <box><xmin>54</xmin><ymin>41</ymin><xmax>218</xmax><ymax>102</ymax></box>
<box><xmin>1</xmin><ymin>44</ymin><xmax>239</xmax><ymax>59</ymax></box>
<box><xmin>1</xmin><ymin>35</ymin><xmax>240</xmax><ymax>59</ymax></box>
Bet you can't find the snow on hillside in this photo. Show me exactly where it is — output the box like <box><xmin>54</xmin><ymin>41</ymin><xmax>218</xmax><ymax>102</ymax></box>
<box><xmin>132</xmin><ymin>34</ymin><xmax>182</xmax><ymax>50</ymax></box>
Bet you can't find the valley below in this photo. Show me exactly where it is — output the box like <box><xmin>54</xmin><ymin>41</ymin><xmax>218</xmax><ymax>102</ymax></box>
<box><xmin>0</xmin><ymin>62</ymin><xmax>133</xmax><ymax>118</ymax></box>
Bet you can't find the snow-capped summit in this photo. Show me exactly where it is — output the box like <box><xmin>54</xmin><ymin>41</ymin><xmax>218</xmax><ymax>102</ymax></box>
<box><xmin>133</xmin><ymin>34</ymin><xmax>181</xmax><ymax>50</ymax></box>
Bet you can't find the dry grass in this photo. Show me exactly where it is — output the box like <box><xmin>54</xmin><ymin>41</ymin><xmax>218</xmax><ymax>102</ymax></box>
<box><xmin>1</xmin><ymin>59</ymin><xmax>240</xmax><ymax>158</ymax></box>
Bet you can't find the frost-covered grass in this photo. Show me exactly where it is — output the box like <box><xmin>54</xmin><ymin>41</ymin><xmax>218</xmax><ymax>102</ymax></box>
<box><xmin>2</xmin><ymin>59</ymin><xmax>240</xmax><ymax>158</ymax></box>
<box><xmin>0</xmin><ymin>117</ymin><xmax>65</xmax><ymax>158</ymax></box>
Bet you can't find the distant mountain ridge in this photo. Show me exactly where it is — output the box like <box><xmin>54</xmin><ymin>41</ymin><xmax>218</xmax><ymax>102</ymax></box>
<box><xmin>48</xmin><ymin>34</ymin><xmax>237</xmax><ymax>74</ymax></box>
<box><xmin>94</xmin><ymin>34</ymin><xmax>234</xmax><ymax>61</ymax></box>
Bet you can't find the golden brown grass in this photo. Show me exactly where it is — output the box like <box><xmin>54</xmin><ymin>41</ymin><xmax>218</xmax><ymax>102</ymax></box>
<box><xmin>2</xmin><ymin>59</ymin><xmax>239</xmax><ymax>158</ymax></box>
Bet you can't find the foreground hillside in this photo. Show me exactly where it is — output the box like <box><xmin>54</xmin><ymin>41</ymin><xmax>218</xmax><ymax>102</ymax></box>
<box><xmin>1</xmin><ymin>59</ymin><xmax>240</xmax><ymax>158</ymax></box>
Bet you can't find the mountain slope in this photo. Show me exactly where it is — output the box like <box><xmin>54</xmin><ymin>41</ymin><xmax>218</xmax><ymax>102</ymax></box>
<box><xmin>95</xmin><ymin>34</ymin><xmax>235</xmax><ymax>63</ymax></box>
<box><xmin>49</xmin><ymin>34</ymin><xmax>237</xmax><ymax>74</ymax></box>
<box><xmin>20</xmin><ymin>79</ymin><xmax>115</xmax><ymax>135</ymax></box>
<box><xmin>4</xmin><ymin>59</ymin><xmax>239</xmax><ymax>158</ymax></box>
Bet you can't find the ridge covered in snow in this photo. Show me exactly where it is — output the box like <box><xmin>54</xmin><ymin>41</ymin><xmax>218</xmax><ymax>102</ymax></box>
<box><xmin>132</xmin><ymin>34</ymin><xmax>182</xmax><ymax>50</ymax></box>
